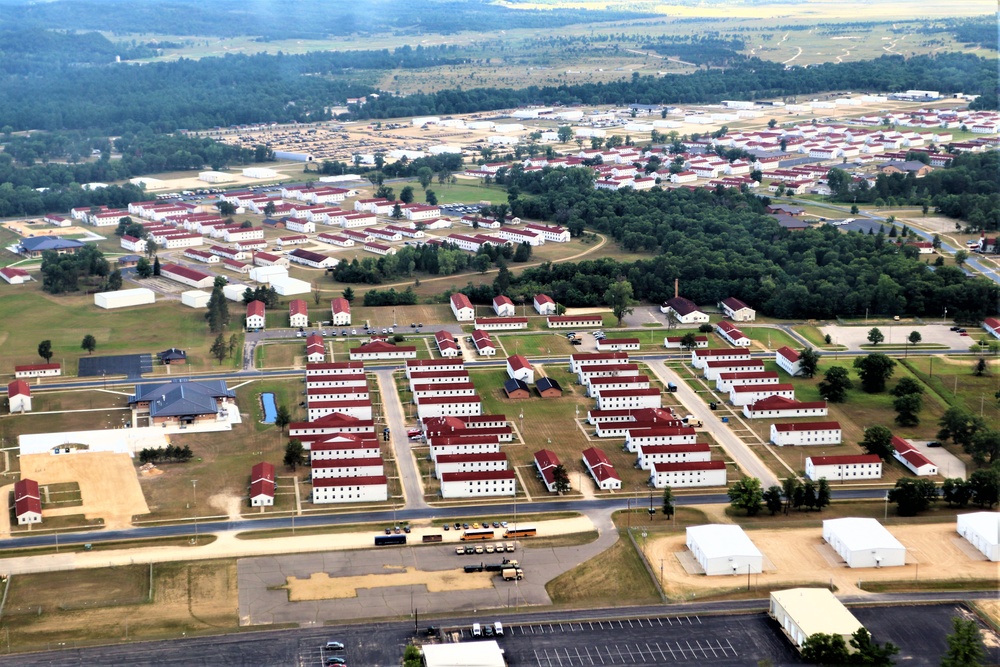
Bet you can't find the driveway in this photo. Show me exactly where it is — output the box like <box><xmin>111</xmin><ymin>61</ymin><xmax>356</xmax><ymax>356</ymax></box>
<box><xmin>909</xmin><ymin>440</ymin><xmax>966</xmax><ymax>480</ymax></box>
<box><xmin>374</xmin><ymin>369</ymin><xmax>427</xmax><ymax>510</ymax></box>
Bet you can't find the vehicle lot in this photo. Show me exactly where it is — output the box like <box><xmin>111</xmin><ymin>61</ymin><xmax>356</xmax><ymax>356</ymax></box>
<box><xmin>490</xmin><ymin>614</ymin><xmax>797</xmax><ymax>666</ymax></box>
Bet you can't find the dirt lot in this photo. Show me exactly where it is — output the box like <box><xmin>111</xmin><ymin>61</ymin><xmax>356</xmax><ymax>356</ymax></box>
<box><xmin>1</xmin><ymin>560</ymin><xmax>237</xmax><ymax>651</ymax></box>
<box><xmin>19</xmin><ymin>453</ymin><xmax>150</xmax><ymax>529</ymax></box>
<box><xmin>283</xmin><ymin>566</ymin><xmax>495</xmax><ymax>601</ymax></box>
<box><xmin>1</xmin><ymin>220</ymin><xmax>94</xmax><ymax>238</ymax></box>
<box><xmin>644</xmin><ymin>522</ymin><xmax>996</xmax><ymax>598</ymax></box>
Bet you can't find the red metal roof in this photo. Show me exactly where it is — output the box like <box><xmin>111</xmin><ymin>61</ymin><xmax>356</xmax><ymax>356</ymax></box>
<box><xmin>549</xmin><ymin>315</ymin><xmax>603</xmax><ymax>323</ymax></box>
<box><xmin>440</xmin><ymin>470</ymin><xmax>516</xmax><ymax>483</ymax></box>
<box><xmin>161</xmin><ymin>263</ymin><xmax>212</xmax><ymax>282</ymax></box>
<box><xmin>430</xmin><ymin>435</ymin><xmax>502</xmax><ymax>446</ymax></box>
<box><xmin>507</xmin><ymin>355</ymin><xmax>532</xmax><ymax>371</ymax></box>
<box><xmin>312</xmin><ymin>475</ymin><xmax>387</xmax><ymax>487</ymax></box>
<box><xmin>311</xmin><ymin>457</ymin><xmax>384</xmax><ymax>468</ymax></box>
<box><xmin>695</xmin><ymin>349</ymin><xmax>753</xmax><ymax>359</ymax></box>
<box><xmin>247</xmin><ymin>300</ymin><xmax>265</xmax><ymax>317</ymax></box>
<box><xmin>730</xmin><ymin>383</ymin><xmax>794</xmax><ymax>393</ymax></box>
<box><xmin>14</xmin><ymin>363</ymin><xmax>60</xmax><ymax>372</ymax></box>
<box><xmin>14</xmin><ymin>478</ymin><xmax>39</xmax><ymax>501</ymax></box>
<box><xmin>450</xmin><ymin>293</ymin><xmax>473</xmax><ymax>310</ymax></box>
<box><xmin>777</xmin><ymin>346</ymin><xmax>800</xmax><ymax>362</ymax></box>
<box><xmin>747</xmin><ymin>396</ymin><xmax>827</xmax><ymax>411</ymax></box>
<box><xmin>251</xmin><ymin>461</ymin><xmax>275</xmax><ymax>483</ymax></box>
<box><xmin>639</xmin><ymin>443</ymin><xmax>711</xmax><ymax>454</ymax></box>
<box><xmin>773</xmin><ymin>421</ymin><xmax>841</xmax><ymax>432</ymax></box>
<box><xmin>436</xmin><ymin>452</ymin><xmax>508</xmax><ymax>464</ymax></box>
<box><xmin>7</xmin><ymin>380</ymin><xmax>30</xmax><ymax>397</ymax></box>
<box><xmin>352</xmin><ymin>341</ymin><xmax>417</xmax><ymax>353</ymax></box>
<box><xmin>534</xmin><ymin>449</ymin><xmax>560</xmax><ymax>470</ymax></box>
<box><xmin>809</xmin><ymin>454</ymin><xmax>881</xmax><ymax>466</ymax></box>
<box><xmin>652</xmin><ymin>461</ymin><xmax>726</xmax><ymax>472</ymax></box>
<box><xmin>628</xmin><ymin>427</ymin><xmax>696</xmax><ymax>437</ymax></box>
<box><xmin>290</xmin><ymin>299</ymin><xmax>308</xmax><ymax>316</ymax></box>
<box><xmin>330</xmin><ymin>297</ymin><xmax>350</xmax><ymax>315</ymax></box>
<box><xmin>534</xmin><ymin>294</ymin><xmax>554</xmax><ymax>305</ymax></box>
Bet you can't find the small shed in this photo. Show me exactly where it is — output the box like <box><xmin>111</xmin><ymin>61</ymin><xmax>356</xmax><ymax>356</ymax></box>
<box><xmin>686</xmin><ymin>524</ymin><xmax>763</xmax><ymax>576</ymax></box>
<box><xmin>822</xmin><ymin>517</ymin><xmax>906</xmax><ymax>568</ymax></box>
<box><xmin>503</xmin><ymin>378</ymin><xmax>530</xmax><ymax>399</ymax></box>
<box><xmin>158</xmin><ymin>348</ymin><xmax>187</xmax><ymax>365</ymax></box>
<box><xmin>536</xmin><ymin>376</ymin><xmax>563</xmax><ymax>398</ymax></box>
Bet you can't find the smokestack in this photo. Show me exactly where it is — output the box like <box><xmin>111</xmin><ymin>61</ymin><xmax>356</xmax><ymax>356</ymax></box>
<box><xmin>674</xmin><ymin>278</ymin><xmax>679</xmax><ymax>299</ymax></box>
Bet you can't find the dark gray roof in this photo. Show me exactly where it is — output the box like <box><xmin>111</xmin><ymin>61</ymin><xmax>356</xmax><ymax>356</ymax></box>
<box><xmin>503</xmin><ymin>378</ymin><xmax>529</xmax><ymax>394</ymax></box>
<box><xmin>770</xmin><ymin>214</ymin><xmax>811</xmax><ymax>229</ymax></box>
<box><xmin>158</xmin><ymin>348</ymin><xmax>187</xmax><ymax>362</ymax></box>
<box><xmin>20</xmin><ymin>237</ymin><xmax>85</xmax><ymax>252</ymax></box>
<box><xmin>130</xmin><ymin>379</ymin><xmax>234</xmax><ymax>418</ymax></box>
<box><xmin>536</xmin><ymin>377</ymin><xmax>562</xmax><ymax>393</ymax></box>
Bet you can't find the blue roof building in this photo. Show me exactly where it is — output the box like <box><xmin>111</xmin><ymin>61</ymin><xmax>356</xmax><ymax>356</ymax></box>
<box><xmin>129</xmin><ymin>379</ymin><xmax>235</xmax><ymax>425</ymax></box>
<box><xmin>19</xmin><ymin>236</ymin><xmax>85</xmax><ymax>257</ymax></box>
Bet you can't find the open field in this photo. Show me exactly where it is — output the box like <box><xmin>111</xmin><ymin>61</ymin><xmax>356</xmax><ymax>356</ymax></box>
<box><xmin>0</xmin><ymin>281</ymin><xmax>241</xmax><ymax>374</ymax></box>
<box><xmin>644</xmin><ymin>520</ymin><xmax>997</xmax><ymax>600</ymax></box>
<box><xmin>1</xmin><ymin>560</ymin><xmax>237</xmax><ymax>652</ymax></box>
<box><xmin>546</xmin><ymin>533</ymin><xmax>660</xmax><ymax>607</ymax></box>
<box><xmin>135</xmin><ymin>379</ymin><xmax>307</xmax><ymax>522</ymax></box>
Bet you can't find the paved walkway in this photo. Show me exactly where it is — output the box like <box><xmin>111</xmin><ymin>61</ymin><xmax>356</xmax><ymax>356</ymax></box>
<box><xmin>645</xmin><ymin>360</ymin><xmax>779</xmax><ymax>488</ymax></box>
<box><xmin>375</xmin><ymin>369</ymin><xmax>427</xmax><ymax>509</ymax></box>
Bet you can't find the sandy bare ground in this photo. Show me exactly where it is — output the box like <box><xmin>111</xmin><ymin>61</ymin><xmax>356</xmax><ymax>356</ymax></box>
<box><xmin>209</xmin><ymin>493</ymin><xmax>243</xmax><ymax>521</ymax></box>
<box><xmin>283</xmin><ymin>566</ymin><xmax>495</xmax><ymax>601</ymax></box>
<box><xmin>0</xmin><ymin>483</ymin><xmax>13</xmax><ymax>537</ymax></box>
<box><xmin>0</xmin><ymin>515</ymin><xmax>596</xmax><ymax>576</ymax></box>
<box><xmin>20</xmin><ymin>453</ymin><xmax>150</xmax><ymax>529</ymax></box>
<box><xmin>645</xmin><ymin>522</ymin><xmax>995</xmax><ymax>597</ymax></box>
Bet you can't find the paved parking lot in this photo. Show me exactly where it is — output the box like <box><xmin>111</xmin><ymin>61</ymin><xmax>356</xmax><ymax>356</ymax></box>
<box><xmin>818</xmin><ymin>324</ymin><xmax>970</xmax><ymax>350</ymax></box>
<box><xmin>490</xmin><ymin>614</ymin><xmax>797</xmax><ymax>666</ymax></box>
<box><xmin>78</xmin><ymin>352</ymin><xmax>153</xmax><ymax>378</ymax></box>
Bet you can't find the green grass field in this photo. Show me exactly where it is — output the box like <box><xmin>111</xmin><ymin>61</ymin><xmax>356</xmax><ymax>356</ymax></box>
<box><xmin>546</xmin><ymin>533</ymin><xmax>660</xmax><ymax>606</ymax></box>
<box><xmin>0</xmin><ymin>281</ymin><xmax>242</xmax><ymax>373</ymax></box>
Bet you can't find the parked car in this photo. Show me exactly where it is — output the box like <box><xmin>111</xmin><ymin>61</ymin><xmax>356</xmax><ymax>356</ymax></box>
<box><xmin>325</xmin><ymin>641</ymin><xmax>345</xmax><ymax>650</ymax></box>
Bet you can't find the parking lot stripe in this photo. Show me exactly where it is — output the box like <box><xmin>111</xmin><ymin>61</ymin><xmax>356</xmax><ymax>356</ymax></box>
<box><xmin>533</xmin><ymin>649</ymin><xmax>543</xmax><ymax>666</ymax></box>
<box><xmin>633</xmin><ymin>644</ymin><xmax>645</xmax><ymax>661</ymax></box>
<box><xmin>696</xmin><ymin>616</ymin><xmax>702</xmax><ymax>625</ymax></box>
<box><xmin>656</xmin><ymin>617</ymin><xmax>663</xmax><ymax>626</ymax></box>
<box><xmin>724</xmin><ymin>639</ymin><xmax>737</xmax><ymax>656</ymax></box>
<box><xmin>615</xmin><ymin>645</ymin><xmax>627</xmax><ymax>663</ymax></box>
<box><xmin>674</xmin><ymin>642</ymin><xmax>688</xmax><ymax>659</ymax></box>
<box><xmin>664</xmin><ymin>641</ymin><xmax>677</xmax><ymax>660</ymax></box>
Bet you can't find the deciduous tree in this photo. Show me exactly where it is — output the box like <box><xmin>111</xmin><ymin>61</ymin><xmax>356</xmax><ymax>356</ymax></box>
<box><xmin>37</xmin><ymin>339</ymin><xmax>53</xmax><ymax>362</ymax></box>
<box><xmin>81</xmin><ymin>334</ymin><xmax>96</xmax><ymax>355</ymax></box>
<box><xmin>859</xmin><ymin>424</ymin><xmax>895</xmax><ymax>462</ymax></box>
<box><xmin>604</xmin><ymin>279</ymin><xmax>636</xmax><ymax>326</ymax></box>
<box><xmin>798</xmin><ymin>347</ymin><xmax>821</xmax><ymax>378</ymax></box>
<box><xmin>854</xmin><ymin>353</ymin><xmax>896</xmax><ymax>393</ymax></box>
<box><xmin>818</xmin><ymin>366</ymin><xmax>853</xmax><ymax>403</ymax></box>
<box><xmin>728</xmin><ymin>477</ymin><xmax>764</xmax><ymax>517</ymax></box>
<box><xmin>867</xmin><ymin>327</ymin><xmax>884</xmax><ymax>345</ymax></box>
<box><xmin>888</xmin><ymin>477</ymin><xmax>937</xmax><ymax>516</ymax></box>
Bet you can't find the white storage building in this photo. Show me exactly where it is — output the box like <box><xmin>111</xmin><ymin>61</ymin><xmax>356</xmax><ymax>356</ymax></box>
<box><xmin>180</xmin><ymin>290</ymin><xmax>212</xmax><ymax>308</ymax></box>
<box><xmin>686</xmin><ymin>524</ymin><xmax>763</xmax><ymax>576</ymax></box>
<box><xmin>822</xmin><ymin>518</ymin><xmax>906</xmax><ymax>568</ymax></box>
<box><xmin>94</xmin><ymin>288</ymin><xmax>156</xmax><ymax>310</ymax></box>
<box><xmin>270</xmin><ymin>276</ymin><xmax>311</xmax><ymax>296</ymax></box>
<box><xmin>769</xmin><ymin>588</ymin><xmax>863</xmax><ymax>651</ymax></box>
<box><xmin>223</xmin><ymin>283</ymin><xmax>249</xmax><ymax>302</ymax></box>
<box><xmin>956</xmin><ymin>512</ymin><xmax>1000</xmax><ymax>561</ymax></box>
<box><xmin>249</xmin><ymin>265</ymin><xmax>288</xmax><ymax>284</ymax></box>
<box><xmin>243</xmin><ymin>167</ymin><xmax>279</xmax><ymax>179</ymax></box>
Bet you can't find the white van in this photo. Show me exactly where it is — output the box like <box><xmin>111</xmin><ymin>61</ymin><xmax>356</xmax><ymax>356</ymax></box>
<box><xmin>494</xmin><ymin>621</ymin><xmax>504</xmax><ymax>636</ymax></box>
<box><xmin>472</xmin><ymin>622</ymin><xmax>482</xmax><ymax>637</ymax></box>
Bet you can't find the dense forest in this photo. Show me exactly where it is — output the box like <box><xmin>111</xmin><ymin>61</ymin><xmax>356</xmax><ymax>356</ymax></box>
<box><xmin>0</xmin><ymin>133</ymin><xmax>269</xmax><ymax>216</ymax></box>
<box><xmin>1</xmin><ymin>30</ymin><xmax>995</xmax><ymax>134</ymax></box>
<box><xmin>353</xmin><ymin>53</ymin><xmax>997</xmax><ymax>118</ymax></box>
<box><xmin>0</xmin><ymin>0</ymin><xmax>653</xmax><ymax>39</ymax></box>
<box><xmin>0</xmin><ymin>31</ymin><xmax>472</xmax><ymax>133</ymax></box>
<box><xmin>828</xmin><ymin>152</ymin><xmax>1000</xmax><ymax>229</ymax></box>
<box><xmin>455</xmin><ymin>169</ymin><xmax>998</xmax><ymax>322</ymax></box>
<box><xmin>639</xmin><ymin>37</ymin><xmax>746</xmax><ymax>66</ymax></box>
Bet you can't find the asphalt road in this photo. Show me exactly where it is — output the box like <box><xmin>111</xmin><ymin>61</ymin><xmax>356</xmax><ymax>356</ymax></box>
<box><xmin>645</xmin><ymin>359</ymin><xmax>779</xmax><ymax>488</ymax></box>
<box><xmin>375</xmin><ymin>368</ymin><xmax>427</xmax><ymax>509</ymax></box>
<box><xmin>2</xmin><ymin>593</ymin><xmax>994</xmax><ymax>667</ymax></box>
<box><xmin>0</xmin><ymin>489</ymin><xmax>888</xmax><ymax>551</ymax></box>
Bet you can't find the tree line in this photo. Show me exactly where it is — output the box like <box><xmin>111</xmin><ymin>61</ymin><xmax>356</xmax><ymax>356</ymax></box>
<box><xmin>351</xmin><ymin>53</ymin><xmax>997</xmax><ymax>120</ymax></box>
<box><xmin>0</xmin><ymin>0</ymin><xmax>653</xmax><ymax>41</ymax></box>
<box><xmin>828</xmin><ymin>152</ymin><xmax>1000</xmax><ymax>229</ymax></box>
<box><xmin>480</xmin><ymin>172</ymin><xmax>999</xmax><ymax>321</ymax></box>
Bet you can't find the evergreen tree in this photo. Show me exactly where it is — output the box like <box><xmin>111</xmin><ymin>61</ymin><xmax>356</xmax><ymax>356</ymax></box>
<box><xmin>209</xmin><ymin>333</ymin><xmax>228</xmax><ymax>364</ymax></box>
<box><xmin>152</xmin><ymin>256</ymin><xmax>161</xmax><ymax>276</ymax></box>
<box><xmin>941</xmin><ymin>617</ymin><xmax>986</xmax><ymax>667</ymax></box>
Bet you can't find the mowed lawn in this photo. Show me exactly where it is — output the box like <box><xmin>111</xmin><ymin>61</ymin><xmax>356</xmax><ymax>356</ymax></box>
<box><xmin>747</xmin><ymin>356</ymin><xmax>953</xmax><ymax>478</ymax></box>
<box><xmin>0</xmin><ymin>282</ymin><xmax>240</xmax><ymax>373</ymax></box>
<box><xmin>138</xmin><ymin>379</ymin><xmax>307</xmax><ymax>521</ymax></box>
